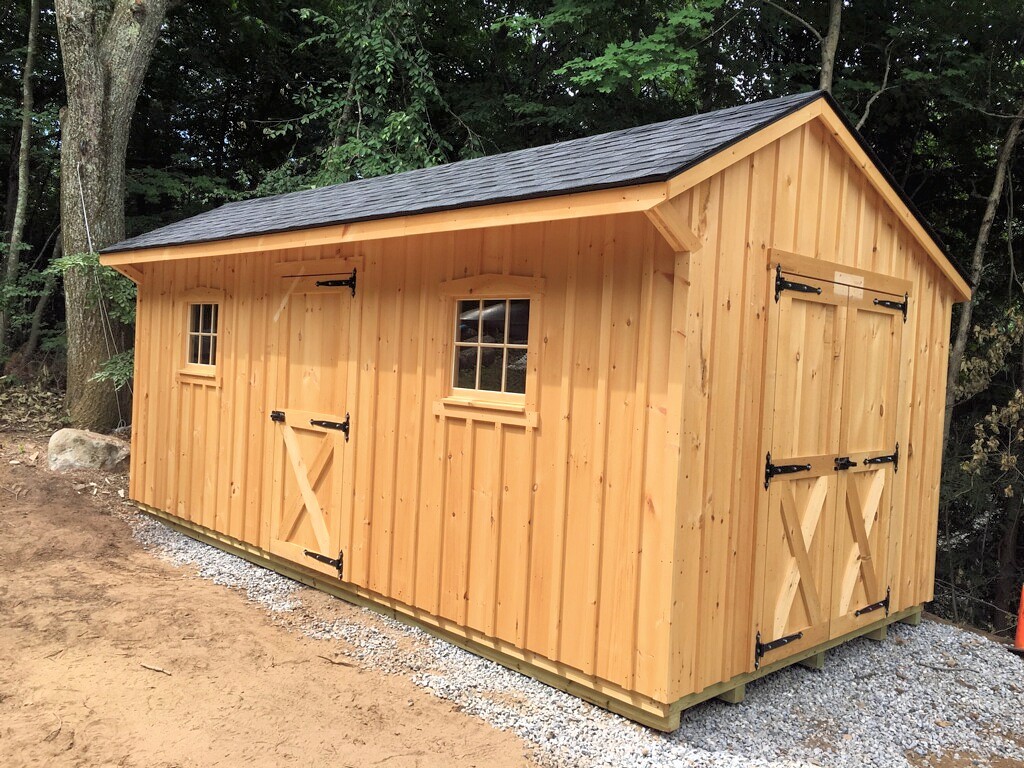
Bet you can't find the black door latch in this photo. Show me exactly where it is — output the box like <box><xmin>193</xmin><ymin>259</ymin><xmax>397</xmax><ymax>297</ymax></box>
<box><xmin>834</xmin><ymin>456</ymin><xmax>858</xmax><ymax>471</ymax></box>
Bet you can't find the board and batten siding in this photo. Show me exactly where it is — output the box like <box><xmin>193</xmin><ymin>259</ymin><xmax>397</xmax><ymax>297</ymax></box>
<box><xmin>127</xmin><ymin>112</ymin><xmax>958</xmax><ymax>716</ymax></box>
<box><xmin>663</xmin><ymin>117</ymin><xmax>955</xmax><ymax>700</ymax></box>
<box><xmin>129</xmin><ymin>212</ymin><xmax>686</xmax><ymax>710</ymax></box>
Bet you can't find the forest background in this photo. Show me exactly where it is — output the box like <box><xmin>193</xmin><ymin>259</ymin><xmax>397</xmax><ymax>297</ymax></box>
<box><xmin>1</xmin><ymin>0</ymin><xmax>1022</xmax><ymax>637</ymax></box>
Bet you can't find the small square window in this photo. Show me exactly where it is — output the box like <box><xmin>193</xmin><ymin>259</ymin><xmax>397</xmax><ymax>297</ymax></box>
<box><xmin>452</xmin><ymin>298</ymin><xmax>529</xmax><ymax>395</ymax></box>
<box><xmin>187</xmin><ymin>303</ymin><xmax>219</xmax><ymax>366</ymax></box>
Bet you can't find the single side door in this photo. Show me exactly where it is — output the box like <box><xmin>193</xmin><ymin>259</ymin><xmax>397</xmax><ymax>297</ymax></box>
<box><xmin>829</xmin><ymin>286</ymin><xmax>906</xmax><ymax>637</ymax></box>
<box><xmin>756</xmin><ymin>267</ymin><xmax>848</xmax><ymax>670</ymax></box>
<box><xmin>268</xmin><ymin>270</ymin><xmax>357</xmax><ymax>580</ymax></box>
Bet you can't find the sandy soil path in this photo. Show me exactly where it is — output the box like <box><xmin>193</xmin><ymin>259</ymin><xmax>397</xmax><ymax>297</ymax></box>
<box><xmin>0</xmin><ymin>437</ymin><xmax>532</xmax><ymax>768</ymax></box>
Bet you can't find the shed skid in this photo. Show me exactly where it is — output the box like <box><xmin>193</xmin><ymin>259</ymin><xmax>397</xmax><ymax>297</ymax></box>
<box><xmin>102</xmin><ymin>92</ymin><xmax>966</xmax><ymax>728</ymax></box>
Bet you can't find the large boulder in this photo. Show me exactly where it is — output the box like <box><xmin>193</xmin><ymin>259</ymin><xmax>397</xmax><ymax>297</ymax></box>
<box><xmin>48</xmin><ymin>428</ymin><xmax>130</xmax><ymax>472</ymax></box>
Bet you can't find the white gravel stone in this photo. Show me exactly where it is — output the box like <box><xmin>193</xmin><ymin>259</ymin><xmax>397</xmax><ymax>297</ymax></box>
<box><xmin>123</xmin><ymin>508</ymin><xmax>1024</xmax><ymax>767</ymax></box>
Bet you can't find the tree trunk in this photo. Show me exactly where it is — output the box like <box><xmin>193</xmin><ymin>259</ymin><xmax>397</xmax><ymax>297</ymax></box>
<box><xmin>3</xmin><ymin>132</ymin><xmax>21</xmax><ymax>235</ymax></box>
<box><xmin>943</xmin><ymin>105</ymin><xmax>1024</xmax><ymax>450</ymax></box>
<box><xmin>23</xmin><ymin>237</ymin><xmax>59</xmax><ymax>360</ymax></box>
<box><xmin>1</xmin><ymin>0</ymin><xmax>41</xmax><ymax>352</ymax></box>
<box><xmin>818</xmin><ymin>0</ymin><xmax>841</xmax><ymax>93</ymax></box>
<box><xmin>994</xmin><ymin>505</ymin><xmax>1022</xmax><ymax>622</ymax></box>
<box><xmin>55</xmin><ymin>0</ymin><xmax>168</xmax><ymax>430</ymax></box>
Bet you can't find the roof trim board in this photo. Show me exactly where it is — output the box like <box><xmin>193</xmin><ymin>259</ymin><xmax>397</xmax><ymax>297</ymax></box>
<box><xmin>100</xmin><ymin>182</ymin><xmax>669</xmax><ymax>266</ymax></box>
<box><xmin>659</xmin><ymin>97</ymin><xmax>971</xmax><ymax>301</ymax></box>
<box><xmin>98</xmin><ymin>92</ymin><xmax>970</xmax><ymax>300</ymax></box>
<box><xmin>816</xmin><ymin>105</ymin><xmax>971</xmax><ymax>300</ymax></box>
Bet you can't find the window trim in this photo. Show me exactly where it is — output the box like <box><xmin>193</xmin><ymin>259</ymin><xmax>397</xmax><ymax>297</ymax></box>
<box><xmin>436</xmin><ymin>274</ymin><xmax>543</xmax><ymax>424</ymax></box>
<box><xmin>177</xmin><ymin>287</ymin><xmax>224</xmax><ymax>386</ymax></box>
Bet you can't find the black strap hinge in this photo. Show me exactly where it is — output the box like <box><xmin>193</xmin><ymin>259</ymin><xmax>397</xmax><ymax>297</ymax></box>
<box><xmin>765</xmin><ymin>452</ymin><xmax>812</xmax><ymax>489</ymax></box>
<box><xmin>270</xmin><ymin>410</ymin><xmax>286</xmax><ymax>423</ymax></box>
<box><xmin>310</xmin><ymin>413</ymin><xmax>351</xmax><ymax>441</ymax></box>
<box><xmin>315</xmin><ymin>269</ymin><xmax>357</xmax><ymax>297</ymax></box>
<box><xmin>863</xmin><ymin>443</ymin><xmax>899</xmax><ymax>473</ymax></box>
<box><xmin>304</xmin><ymin>549</ymin><xmax>344</xmax><ymax>579</ymax></box>
<box><xmin>755</xmin><ymin>630</ymin><xmax>803</xmax><ymax>669</ymax></box>
<box><xmin>775</xmin><ymin>265</ymin><xmax>822</xmax><ymax>302</ymax></box>
<box><xmin>855</xmin><ymin>586</ymin><xmax>891</xmax><ymax>617</ymax></box>
<box><xmin>873</xmin><ymin>292</ymin><xmax>908</xmax><ymax>322</ymax></box>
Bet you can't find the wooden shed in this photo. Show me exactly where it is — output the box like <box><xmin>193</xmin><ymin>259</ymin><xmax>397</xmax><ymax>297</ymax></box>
<box><xmin>100</xmin><ymin>90</ymin><xmax>971</xmax><ymax>729</ymax></box>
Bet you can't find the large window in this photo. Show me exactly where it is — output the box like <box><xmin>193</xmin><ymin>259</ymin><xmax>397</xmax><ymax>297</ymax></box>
<box><xmin>453</xmin><ymin>298</ymin><xmax>530</xmax><ymax>395</ymax></box>
<box><xmin>187</xmin><ymin>303</ymin><xmax>219</xmax><ymax>367</ymax></box>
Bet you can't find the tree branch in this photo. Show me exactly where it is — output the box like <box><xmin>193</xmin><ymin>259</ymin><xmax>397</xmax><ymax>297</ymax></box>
<box><xmin>856</xmin><ymin>42</ymin><xmax>895</xmax><ymax>131</ymax></box>
<box><xmin>761</xmin><ymin>0</ymin><xmax>822</xmax><ymax>42</ymax></box>
<box><xmin>943</xmin><ymin>101</ymin><xmax>1024</xmax><ymax>449</ymax></box>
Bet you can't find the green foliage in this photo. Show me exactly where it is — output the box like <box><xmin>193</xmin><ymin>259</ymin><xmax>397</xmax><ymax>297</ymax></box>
<box><xmin>498</xmin><ymin>1</ymin><xmax>721</xmax><ymax>100</ymax></box>
<box><xmin>46</xmin><ymin>251</ymin><xmax>136</xmax><ymax>326</ymax></box>
<box><xmin>259</xmin><ymin>1</ymin><xmax>475</xmax><ymax>190</ymax></box>
<box><xmin>89</xmin><ymin>349</ymin><xmax>134</xmax><ymax>392</ymax></box>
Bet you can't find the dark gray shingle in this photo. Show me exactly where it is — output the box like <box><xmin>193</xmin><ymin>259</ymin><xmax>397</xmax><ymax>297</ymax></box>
<box><xmin>105</xmin><ymin>91</ymin><xmax>823</xmax><ymax>253</ymax></box>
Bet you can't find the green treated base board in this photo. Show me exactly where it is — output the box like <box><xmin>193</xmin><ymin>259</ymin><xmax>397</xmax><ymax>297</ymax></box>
<box><xmin>135</xmin><ymin>503</ymin><xmax>924</xmax><ymax>732</ymax></box>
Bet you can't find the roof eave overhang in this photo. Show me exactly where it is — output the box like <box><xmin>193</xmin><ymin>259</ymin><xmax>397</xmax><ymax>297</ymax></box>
<box><xmin>98</xmin><ymin>181</ymin><xmax>671</xmax><ymax>269</ymax></box>
<box><xmin>100</xmin><ymin>96</ymin><xmax>970</xmax><ymax>302</ymax></box>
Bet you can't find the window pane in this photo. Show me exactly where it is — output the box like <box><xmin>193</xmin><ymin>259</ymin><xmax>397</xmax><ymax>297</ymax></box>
<box><xmin>199</xmin><ymin>335</ymin><xmax>213</xmax><ymax>365</ymax></box>
<box><xmin>478</xmin><ymin>346</ymin><xmax>503</xmax><ymax>391</ymax></box>
<box><xmin>201</xmin><ymin>304</ymin><xmax>215</xmax><ymax>333</ymax></box>
<box><xmin>188</xmin><ymin>334</ymin><xmax>200</xmax><ymax>364</ymax></box>
<box><xmin>209</xmin><ymin>335</ymin><xmax>218</xmax><ymax>366</ymax></box>
<box><xmin>190</xmin><ymin>304</ymin><xmax>202</xmax><ymax>334</ymax></box>
<box><xmin>455</xmin><ymin>346</ymin><xmax>478</xmax><ymax>389</ymax></box>
<box><xmin>210</xmin><ymin>303</ymin><xmax>218</xmax><ymax>334</ymax></box>
<box><xmin>508</xmin><ymin>299</ymin><xmax>530</xmax><ymax>345</ymax></box>
<box><xmin>480</xmin><ymin>299</ymin><xmax>506</xmax><ymax>344</ymax></box>
<box><xmin>505</xmin><ymin>349</ymin><xmax>528</xmax><ymax>394</ymax></box>
<box><xmin>457</xmin><ymin>300</ymin><xmax>480</xmax><ymax>342</ymax></box>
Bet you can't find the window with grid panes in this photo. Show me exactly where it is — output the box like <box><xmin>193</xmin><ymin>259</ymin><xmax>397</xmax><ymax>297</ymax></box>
<box><xmin>453</xmin><ymin>299</ymin><xmax>530</xmax><ymax>395</ymax></box>
<box><xmin>187</xmin><ymin>303</ymin><xmax>219</xmax><ymax>366</ymax></box>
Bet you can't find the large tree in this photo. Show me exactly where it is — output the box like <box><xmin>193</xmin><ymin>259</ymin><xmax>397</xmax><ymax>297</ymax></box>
<box><xmin>54</xmin><ymin>0</ymin><xmax>168</xmax><ymax>429</ymax></box>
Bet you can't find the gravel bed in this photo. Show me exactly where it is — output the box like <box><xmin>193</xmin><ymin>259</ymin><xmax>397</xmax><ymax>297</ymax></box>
<box><xmin>124</xmin><ymin>508</ymin><xmax>1024</xmax><ymax>768</ymax></box>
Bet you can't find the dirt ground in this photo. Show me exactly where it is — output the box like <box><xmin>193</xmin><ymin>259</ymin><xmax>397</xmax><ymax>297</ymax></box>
<box><xmin>0</xmin><ymin>432</ymin><xmax>533</xmax><ymax>768</ymax></box>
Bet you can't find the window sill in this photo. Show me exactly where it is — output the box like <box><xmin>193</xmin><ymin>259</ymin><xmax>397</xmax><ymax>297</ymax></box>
<box><xmin>177</xmin><ymin>366</ymin><xmax>220</xmax><ymax>387</ymax></box>
<box><xmin>433</xmin><ymin>396</ymin><xmax>538</xmax><ymax>428</ymax></box>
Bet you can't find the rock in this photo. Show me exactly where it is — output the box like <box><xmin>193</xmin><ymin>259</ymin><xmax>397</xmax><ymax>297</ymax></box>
<box><xmin>48</xmin><ymin>428</ymin><xmax>130</xmax><ymax>472</ymax></box>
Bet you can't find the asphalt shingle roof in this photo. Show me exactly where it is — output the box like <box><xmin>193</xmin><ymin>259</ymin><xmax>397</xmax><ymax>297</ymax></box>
<box><xmin>103</xmin><ymin>91</ymin><xmax>825</xmax><ymax>254</ymax></box>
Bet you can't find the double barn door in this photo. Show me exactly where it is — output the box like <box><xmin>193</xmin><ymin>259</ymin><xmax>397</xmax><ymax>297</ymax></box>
<box><xmin>757</xmin><ymin>254</ymin><xmax>907</xmax><ymax>669</ymax></box>
<box><xmin>267</xmin><ymin>268</ymin><xmax>359</xmax><ymax>581</ymax></box>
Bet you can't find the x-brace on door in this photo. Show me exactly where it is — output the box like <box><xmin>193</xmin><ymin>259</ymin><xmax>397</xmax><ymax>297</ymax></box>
<box><xmin>755</xmin><ymin>259</ymin><xmax>907</xmax><ymax>670</ymax></box>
